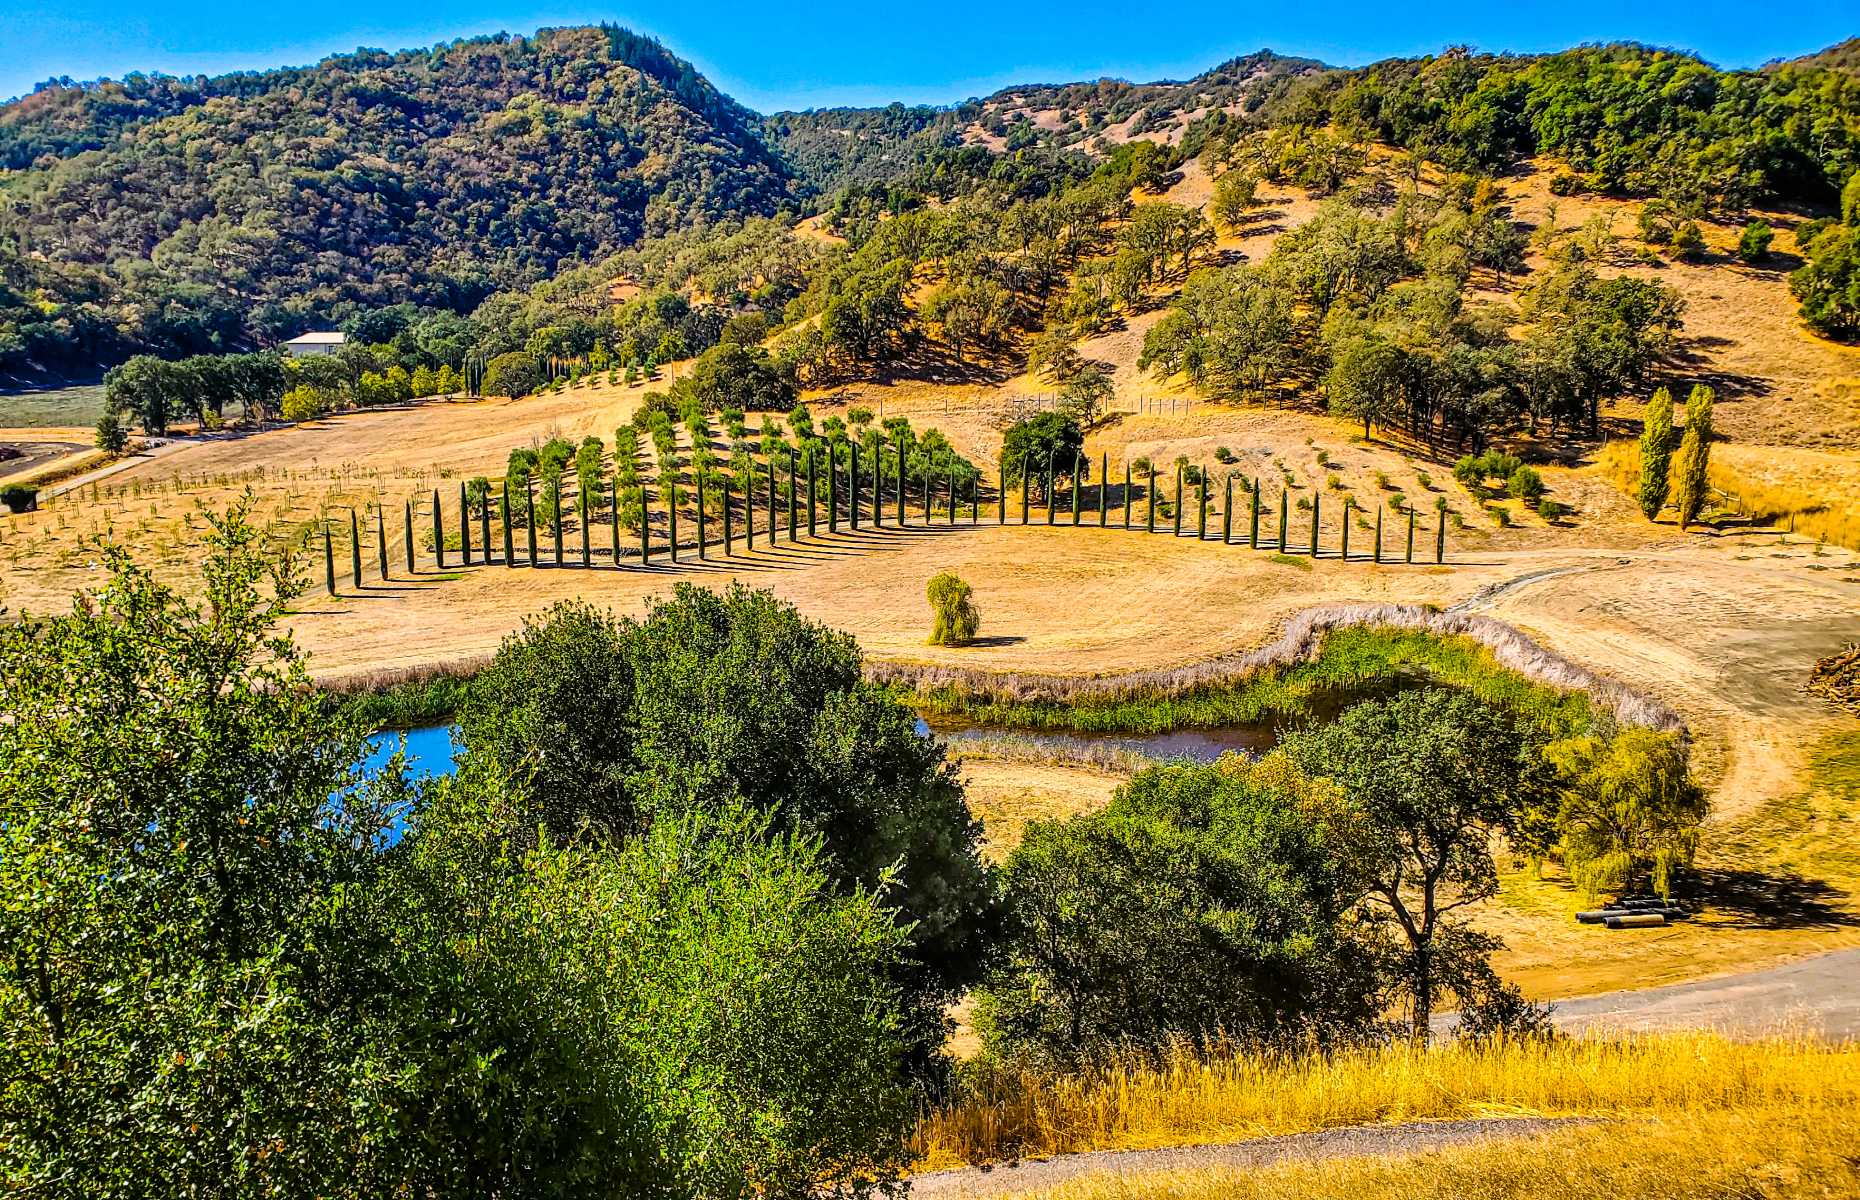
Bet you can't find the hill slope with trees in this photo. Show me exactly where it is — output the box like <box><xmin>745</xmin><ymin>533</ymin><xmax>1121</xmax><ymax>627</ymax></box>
<box><xmin>0</xmin><ymin>25</ymin><xmax>796</xmax><ymax>378</ymax></box>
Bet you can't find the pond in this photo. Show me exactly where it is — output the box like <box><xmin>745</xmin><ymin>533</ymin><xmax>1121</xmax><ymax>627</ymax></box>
<box><xmin>363</xmin><ymin>718</ymin><xmax>1274</xmax><ymax>780</ymax></box>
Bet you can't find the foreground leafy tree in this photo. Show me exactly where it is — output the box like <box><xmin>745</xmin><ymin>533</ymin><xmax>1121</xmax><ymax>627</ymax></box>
<box><xmin>1282</xmin><ymin>689</ymin><xmax>1542</xmax><ymax>1045</ymax></box>
<box><xmin>0</xmin><ymin>506</ymin><xmax>398</xmax><ymax>1193</ymax></box>
<box><xmin>457</xmin><ymin>585</ymin><xmax>997</xmax><ymax>1075</ymax></box>
<box><xmin>0</xmin><ymin>510</ymin><xmax>919</xmax><ymax>1195</ymax></box>
<box><xmin>979</xmin><ymin>756</ymin><xmax>1385</xmax><ymax>1063</ymax></box>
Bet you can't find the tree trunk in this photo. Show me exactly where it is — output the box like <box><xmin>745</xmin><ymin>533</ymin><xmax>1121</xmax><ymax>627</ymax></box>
<box><xmin>1410</xmin><ymin>940</ymin><xmax>1433</xmax><ymax>1047</ymax></box>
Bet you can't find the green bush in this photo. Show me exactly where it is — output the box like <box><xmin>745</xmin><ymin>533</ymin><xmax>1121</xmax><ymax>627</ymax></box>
<box><xmin>1214</xmin><ymin>446</ymin><xmax>1236</xmax><ymax>464</ymax></box>
<box><xmin>1507</xmin><ymin>465</ymin><xmax>1545</xmax><ymax>503</ymax></box>
<box><xmin>1737</xmin><ymin>220</ymin><xmax>1774</xmax><ymax>263</ymax></box>
<box><xmin>1537</xmin><ymin>497</ymin><xmax>1566</xmax><ymax>521</ymax></box>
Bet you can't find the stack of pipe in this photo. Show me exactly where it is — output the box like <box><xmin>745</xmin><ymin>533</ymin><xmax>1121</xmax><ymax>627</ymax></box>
<box><xmin>1575</xmin><ymin>895</ymin><xmax>1689</xmax><ymax>929</ymax></box>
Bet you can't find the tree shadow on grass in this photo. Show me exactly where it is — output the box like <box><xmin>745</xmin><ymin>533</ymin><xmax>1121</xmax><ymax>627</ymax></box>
<box><xmin>1690</xmin><ymin>867</ymin><xmax>1860</xmax><ymax>930</ymax></box>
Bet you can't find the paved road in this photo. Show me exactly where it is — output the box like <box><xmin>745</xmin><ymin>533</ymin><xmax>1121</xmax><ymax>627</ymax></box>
<box><xmin>910</xmin><ymin>1117</ymin><xmax>1583</xmax><ymax>1198</ymax></box>
<box><xmin>1545</xmin><ymin>947</ymin><xmax>1860</xmax><ymax>1039</ymax></box>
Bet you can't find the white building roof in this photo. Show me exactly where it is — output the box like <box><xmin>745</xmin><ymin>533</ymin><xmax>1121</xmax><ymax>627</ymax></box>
<box><xmin>284</xmin><ymin>331</ymin><xmax>347</xmax><ymax>346</ymax></box>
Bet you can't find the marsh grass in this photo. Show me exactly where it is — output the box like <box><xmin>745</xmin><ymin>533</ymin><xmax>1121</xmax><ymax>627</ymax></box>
<box><xmin>884</xmin><ymin>612</ymin><xmax>1675</xmax><ymax>736</ymax></box>
<box><xmin>911</xmin><ymin>1032</ymin><xmax>1860</xmax><ymax>1170</ymax></box>
<box><xmin>322</xmin><ymin>657</ymin><xmax>488</xmax><ymax>729</ymax></box>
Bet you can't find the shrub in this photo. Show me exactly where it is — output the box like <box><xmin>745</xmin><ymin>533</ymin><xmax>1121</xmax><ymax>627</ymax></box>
<box><xmin>927</xmin><ymin>572</ymin><xmax>982</xmax><ymax>647</ymax></box>
<box><xmin>1737</xmin><ymin>220</ymin><xmax>1774</xmax><ymax>263</ymax></box>
<box><xmin>1374</xmin><ymin>470</ymin><xmax>1391</xmax><ymax>489</ymax></box>
<box><xmin>1214</xmin><ymin>446</ymin><xmax>1235</xmax><ymax>464</ymax></box>
<box><xmin>1507</xmin><ymin>465</ymin><xmax>1545</xmax><ymax>503</ymax></box>
<box><xmin>1672</xmin><ymin>221</ymin><xmax>1707</xmax><ymax>261</ymax></box>
<box><xmin>1538</xmin><ymin>497</ymin><xmax>1567</xmax><ymax>521</ymax></box>
<box><xmin>1389</xmin><ymin>492</ymin><xmax>1407</xmax><ymax>511</ymax></box>
<box><xmin>279</xmin><ymin>385</ymin><xmax>325</xmax><ymax>422</ymax></box>
<box><xmin>1488</xmin><ymin>504</ymin><xmax>1512</xmax><ymax>527</ymax></box>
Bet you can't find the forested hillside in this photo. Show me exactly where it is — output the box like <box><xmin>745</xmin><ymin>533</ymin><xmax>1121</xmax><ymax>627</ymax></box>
<box><xmin>0</xmin><ymin>25</ymin><xmax>795</xmax><ymax>378</ymax></box>
<box><xmin>6</xmin><ymin>30</ymin><xmax>1860</xmax><ymax>388</ymax></box>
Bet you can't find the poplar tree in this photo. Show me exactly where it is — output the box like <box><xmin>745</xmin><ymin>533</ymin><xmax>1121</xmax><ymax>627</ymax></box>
<box><xmin>1636</xmin><ymin>387</ymin><xmax>1676</xmax><ymax>521</ymax></box>
<box><xmin>1672</xmin><ymin>385</ymin><xmax>1714</xmax><ymax>530</ymax></box>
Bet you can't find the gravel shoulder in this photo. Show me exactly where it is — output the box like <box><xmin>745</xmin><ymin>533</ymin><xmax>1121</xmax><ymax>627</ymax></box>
<box><xmin>907</xmin><ymin>1117</ymin><xmax>1586</xmax><ymax>1197</ymax></box>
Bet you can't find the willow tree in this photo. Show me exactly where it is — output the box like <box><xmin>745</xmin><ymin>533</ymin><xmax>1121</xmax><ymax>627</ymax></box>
<box><xmin>1636</xmin><ymin>387</ymin><xmax>1675</xmax><ymax>521</ymax></box>
<box><xmin>1543</xmin><ymin>728</ymin><xmax>1703</xmax><ymax>900</ymax></box>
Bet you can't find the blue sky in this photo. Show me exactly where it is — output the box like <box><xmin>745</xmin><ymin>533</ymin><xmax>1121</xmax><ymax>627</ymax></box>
<box><xmin>1</xmin><ymin>1</ymin><xmax>1853</xmax><ymax>109</ymax></box>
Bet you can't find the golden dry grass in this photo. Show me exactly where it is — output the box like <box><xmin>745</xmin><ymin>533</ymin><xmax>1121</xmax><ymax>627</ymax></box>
<box><xmin>911</xmin><ymin>1032</ymin><xmax>1860</xmax><ymax>1170</ymax></box>
<box><xmin>994</xmin><ymin>1106</ymin><xmax>1860</xmax><ymax>1200</ymax></box>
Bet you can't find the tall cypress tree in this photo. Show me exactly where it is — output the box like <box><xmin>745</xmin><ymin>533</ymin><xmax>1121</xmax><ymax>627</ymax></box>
<box><xmin>526</xmin><ymin>478</ymin><xmax>537</xmax><ymax>565</ymax></box>
<box><xmin>1223</xmin><ymin>475</ymin><xmax>1233</xmax><ymax>544</ymax></box>
<box><xmin>432</xmin><ymin>489</ymin><xmax>444</xmax><ymax>570</ymax></box>
<box><xmin>323</xmin><ymin>522</ymin><xmax>336</xmax><ymax>595</ymax></box>
<box><xmin>1672</xmin><ymin>384</ymin><xmax>1715</xmax><ymax>530</ymax></box>
<box><xmin>458</xmin><ymin>482</ymin><xmax>471</xmax><ymax>565</ymax></box>
<box><xmin>349</xmin><ymin>508</ymin><xmax>362</xmax><ymax>586</ymax></box>
<box><xmin>376</xmin><ymin>506</ymin><xmax>388</xmax><ymax>579</ymax></box>
<box><xmin>1099</xmin><ymin>452</ymin><xmax>1109</xmax><ymax>525</ymax></box>
<box><xmin>1173</xmin><ymin>461</ymin><xmax>1183</xmax><ymax>537</ymax></box>
<box><xmin>827</xmin><ymin>441</ymin><xmax>838</xmax><ymax>535</ymax></box>
<box><xmin>502</xmin><ymin>490</ymin><xmax>514</xmax><ymax>568</ymax></box>
<box><xmin>551</xmin><ymin>478</ymin><xmax>563</xmax><ymax>567</ymax></box>
<box><xmin>1637</xmin><ymin>387</ymin><xmax>1676</xmax><ymax>521</ymax></box>
<box><xmin>405</xmin><ymin>500</ymin><xmax>415</xmax><ymax>574</ymax></box>
<box><xmin>1249</xmin><ymin>483</ymin><xmax>1260</xmax><ymax>547</ymax></box>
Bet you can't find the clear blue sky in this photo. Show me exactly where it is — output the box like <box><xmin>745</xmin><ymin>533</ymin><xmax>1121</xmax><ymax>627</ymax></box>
<box><xmin>2</xmin><ymin>1</ymin><xmax>1853</xmax><ymax>109</ymax></box>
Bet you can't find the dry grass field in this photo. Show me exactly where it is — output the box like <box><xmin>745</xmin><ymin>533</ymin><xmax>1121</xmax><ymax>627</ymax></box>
<box><xmin>5</xmin><ymin>159</ymin><xmax>1860</xmax><ymax>1007</ymax></box>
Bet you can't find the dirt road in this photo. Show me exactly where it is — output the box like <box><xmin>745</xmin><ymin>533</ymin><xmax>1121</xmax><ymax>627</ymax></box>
<box><xmin>908</xmin><ymin>1117</ymin><xmax>1584</xmax><ymax>1198</ymax></box>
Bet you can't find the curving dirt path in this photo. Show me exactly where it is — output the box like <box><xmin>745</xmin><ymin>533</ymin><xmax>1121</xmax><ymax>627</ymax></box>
<box><xmin>908</xmin><ymin>1117</ymin><xmax>1585</xmax><ymax>1197</ymax></box>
